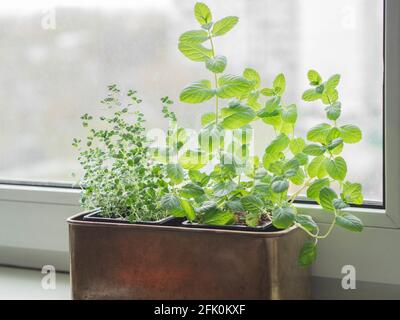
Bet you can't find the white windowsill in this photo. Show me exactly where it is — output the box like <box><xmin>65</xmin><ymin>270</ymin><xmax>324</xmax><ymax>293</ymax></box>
<box><xmin>0</xmin><ymin>266</ymin><xmax>70</xmax><ymax>300</ymax></box>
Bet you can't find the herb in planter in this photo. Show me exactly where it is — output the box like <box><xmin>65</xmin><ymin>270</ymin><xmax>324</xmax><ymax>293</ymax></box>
<box><xmin>157</xmin><ymin>2</ymin><xmax>364</xmax><ymax>265</ymax></box>
<box><xmin>73</xmin><ymin>85</ymin><xmax>169</xmax><ymax>222</ymax></box>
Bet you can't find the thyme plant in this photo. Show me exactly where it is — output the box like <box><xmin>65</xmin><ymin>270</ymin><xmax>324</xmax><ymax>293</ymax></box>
<box><xmin>73</xmin><ymin>85</ymin><xmax>169</xmax><ymax>222</ymax></box>
<box><xmin>158</xmin><ymin>2</ymin><xmax>364</xmax><ymax>265</ymax></box>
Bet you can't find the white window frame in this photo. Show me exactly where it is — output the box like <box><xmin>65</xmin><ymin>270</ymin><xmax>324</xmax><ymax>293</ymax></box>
<box><xmin>0</xmin><ymin>0</ymin><xmax>398</xmax><ymax>285</ymax></box>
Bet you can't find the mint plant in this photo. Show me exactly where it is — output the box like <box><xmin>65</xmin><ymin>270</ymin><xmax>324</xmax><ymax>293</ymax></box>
<box><xmin>157</xmin><ymin>2</ymin><xmax>364</xmax><ymax>265</ymax></box>
<box><xmin>73</xmin><ymin>85</ymin><xmax>170</xmax><ymax>222</ymax></box>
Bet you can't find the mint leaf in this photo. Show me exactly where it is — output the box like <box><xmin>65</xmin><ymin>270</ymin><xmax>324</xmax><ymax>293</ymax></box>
<box><xmin>166</xmin><ymin>163</ymin><xmax>184</xmax><ymax>185</ymax></box>
<box><xmin>272</xmin><ymin>206</ymin><xmax>295</xmax><ymax>229</ymax></box>
<box><xmin>282</xmin><ymin>104</ymin><xmax>297</xmax><ymax>124</ymax></box>
<box><xmin>296</xmin><ymin>215</ymin><xmax>318</xmax><ymax>233</ymax></box>
<box><xmin>307</xmin><ymin>70</ymin><xmax>322</xmax><ymax>86</ymax></box>
<box><xmin>271</xmin><ymin>179</ymin><xmax>289</xmax><ymax>193</ymax></box>
<box><xmin>180</xmin><ymin>198</ymin><xmax>196</xmax><ymax>221</ymax></box>
<box><xmin>243</xmin><ymin>68</ymin><xmax>261</xmax><ymax>88</ymax></box>
<box><xmin>178</xmin><ymin>41</ymin><xmax>213</xmax><ymax>62</ymax></box>
<box><xmin>179</xmin><ymin>30</ymin><xmax>209</xmax><ymax>43</ymax></box>
<box><xmin>302</xmin><ymin>89</ymin><xmax>321</xmax><ymax>101</ymax></box>
<box><xmin>273</xmin><ymin>73</ymin><xmax>286</xmax><ymax>96</ymax></box>
<box><xmin>303</xmin><ymin>144</ymin><xmax>326</xmax><ymax>156</ymax></box>
<box><xmin>325</xmin><ymin>101</ymin><xmax>341</xmax><ymax>121</ymax></box>
<box><xmin>299</xmin><ymin>241</ymin><xmax>317</xmax><ymax>266</ymax></box>
<box><xmin>201</xmin><ymin>112</ymin><xmax>216</xmax><ymax>126</ymax></box>
<box><xmin>180</xmin><ymin>80</ymin><xmax>215</xmax><ymax>103</ymax></box>
<box><xmin>336</xmin><ymin>213</ymin><xmax>363</xmax><ymax>232</ymax></box>
<box><xmin>194</xmin><ymin>2</ymin><xmax>212</xmax><ymax>25</ymax></box>
<box><xmin>205</xmin><ymin>55</ymin><xmax>227</xmax><ymax>73</ymax></box>
<box><xmin>212</xmin><ymin>16</ymin><xmax>239</xmax><ymax>36</ymax></box>
<box><xmin>307</xmin><ymin>178</ymin><xmax>330</xmax><ymax>201</ymax></box>
<box><xmin>221</xmin><ymin>106</ymin><xmax>256</xmax><ymax>129</ymax></box>
<box><xmin>319</xmin><ymin>187</ymin><xmax>338</xmax><ymax>212</ymax></box>
<box><xmin>289</xmin><ymin>137</ymin><xmax>306</xmax><ymax>155</ymax></box>
<box><xmin>341</xmin><ymin>182</ymin><xmax>363</xmax><ymax>205</ymax></box>
<box><xmin>325</xmin><ymin>156</ymin><xmax>347</xmax><ymax>181</ymax></box>
<box><xmin>241</xmin><ymin>195</ymin><xmax>264</xmax><ymax>213</ymax></box>
<box><xmin>307</xmin><ymin>123</ymin><xmax>331</xmax><ymax>143</ymax></box>
<box><xmin>217</xmin><ymin>74</ymin><xmax>252</xmax><ymax>98</ymax></box>
<box><xmin>339</xmin><ymin>124</ymin><xmax>362</xmax><ymax>144</ymax></box>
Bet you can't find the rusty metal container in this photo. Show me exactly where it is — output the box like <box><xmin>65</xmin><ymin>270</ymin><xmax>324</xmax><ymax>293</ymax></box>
<box><xmin>67</xmin><ymin>211</ymin><xmax>311</xmax><ymax>300</ymax></box>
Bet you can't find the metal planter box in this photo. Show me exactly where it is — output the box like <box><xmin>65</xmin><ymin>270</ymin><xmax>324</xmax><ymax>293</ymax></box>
<box><xmin>67</xmin><ymin>211</ymin><xmax>311</xmax><ymax>300</ymax></box>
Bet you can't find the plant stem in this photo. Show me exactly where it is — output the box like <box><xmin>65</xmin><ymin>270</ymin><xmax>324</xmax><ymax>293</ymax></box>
<box><xmin>288</xmin><ymin>178</ymin><xmax>313</xmax><ymax>203</ymax></box>
<box><xmin>209</xmin><ymin>33</ymin><xmax>219</xmax><ymax>124</ymax></box>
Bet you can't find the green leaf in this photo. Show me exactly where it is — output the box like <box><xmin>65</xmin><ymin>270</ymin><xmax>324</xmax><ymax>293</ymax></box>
<box><xmin>198</xmin><ymin>201</ymin><xmax>217</xmax><ymax>213</ymax></box>
<box><xmin>289</xmin><ymin>168</ymin><xmax>306</xmax><ymax>185</ymax></box>
<box><xmin>166</xmin><ymin>163</ymin><xmax>184</xmax><ymax>185</ymax></box>
<box><xmin>289</xmin><ymin>137</ymin><xmax>306</xmax><ymax>155</ymax></box>
<box><xmin>282</xmin><ymin>104</ymin><xmax>297</xmax><ymax>124</ymax></box>
<box><xmin>307</xmin><ymin>155</ymin><xmax>326</xmax><ymax>178</ymax></box>
<box><xmin>180</xmin><ymin>198</ymin><xmax>196</xmax><ymax>221</ymax></box>
<box><xmin>213</xmin><ymin>180</ymin><xmax>237</xmax><ymax>197</ymax></box>
<box><xmin>178</xmin><ymin>41</ymin><xmax>213</xmax><ymax>62</ymax></box>
<box><xmin>303</xmin><ymin>144</ymin><xmax>326</xmax><ymax>156</ymax></box>
<box><xmin>339</xmin><ymin>125</ymin><xmax>362</xmax><ymax>144</ymax></box>
<box><xmin>298</xmin><ymin>241</ymin><xmax>317</xmax><ymax>266</ymax></box>
<box><xmin>302</xmin><ymin>89</ymin><xmax>321</xmax><ymax>101</ymax></box>
<box><xmin>321</xmin><ymin>88</ymin><xmax>339</xmax><ymax>104</ymax></box>
<box><xmin>245</xmin><ymin>213</ymin><xmax>259</xmax><ymax>227</ymax></box>
<box><xmin>221</xmin><ymin>106</ymin><xmax>256</xmax><ymax>129</ymax></box>
<box><xmin>336</xmin><ymin>213</ymin><xmax>363</xmax><ymax>232</ymax></box>
<box><xmin>179</xmin><ymin>30</ymin><xmax>209</xmax><ymax>43</ymax></box>
<box><xmin>201</xmin><ymin>112</ymin><xmax>216</xmax><ymax>126</ymax></box>
<box><xmin>217</xmin><ymin>74</ymin><xmax>252</xmax><ymax>98</ymax></box>
<box><xmin>194</xmin><ymin>2</ymin><xmax>212</xmax><ymax>25</ymax></box>
<box><xmin>212</xmin><ymin>16</ymin><xmax>239</xmax><ymax>36</ymax></box>
<box><xmin>180</xmin><ymin>80</ymin><xmax>215</xmax><ymax>103</ymax></box>
<box><xmin>241</xmin><ymin>195</ymin><xmax>264</xmax><ymax>213</ymax></box>
<box><xmin>160</xmin><ymin>194</ymin><xmax>185</xmax><ymax>217</ymax></box>
<box><xmin>295</xmin><ymin>215</ymin><xmax>318</xmax><ymax>233</ymax></box>
<box><xmin>271</xmin><ymin>179</ymin><xmax>289</xmax><ymax>193</ymax></box>
<box><xmin>294</xmin><ymin>153</ymin><xmax>308</xmax><ymax>166</ymax></box>
<box><xmin>180</xmin><ymin>183</ymin><xmax>205</xmax><ymax>199</ymax></box>
<box><xmin>243</xmin><ymin>68</ymin><xmax>261</xmax><ymax>88</ymax></box>
<box><xmin>325</xmin><ymin>102</ymin><xmax>341</xmax><ymax>121</ymax></box>
<box><xmin>326</xmin><ymin>156</ymin><xmax>347</xmax><ymax>181</ymax></box>
<box><xmin>272</xmin><ymin>206</ymin><xmax>295</xmax><ymax>229</ymax></box>
<box><xmin>333</xmin><ymin>198</ymin><xmax>348</xmax><ymax>210</ymax></box>
<box><xmin>179</xmin><ymin>150</ymin><xmax>206</xmax><ymax>170</ymax></box>
<box><xmin>273</xmin><ymin>73</ymin><xmax>286</xmax><ymax>96</ymax></box>
<box><xmin>326</xmin><ymin>138</ymin><xmax>343</xmax><ymax>151</ymax></box>
<box><xmin>319</xmin><ymin>187</ymin><xmax>338</xmax><ymax>212</ymax></box>
<box><xmin>260</xmin><ymin>88</ymin><xmax>275</xmax><ymax>96</ymax></box>
<box><xmin>225</xmin><ymin>200</ymin><xmax>244</xmax><ymax>213</ymax></box>
<box><xmin>259</xmin><ymin>96</ymin><xmax>281</xmax><ymax>114</ymax></box>
<box><xmin>307</xmin><ymin>123</ymin><xmax>331</xmax><ymax>143</ymax></box>
<box><xmin>307</xmin><ymin>70</ymin><xmax>322</xmax><ymax>86</ymax></box>
<box><xmin>205</xmin><ymin>55</ymin><xmax>227</xmax><ymax>73</ymax></box>
<box><xmin>307</xmin><ymin>178</ymin><xmax>330</xmax><ymax>201</ymax></box>
<box><xmin>188</xmin><ymin>169</ymin><xmax>210</xmax><ymax>186</ymax></box>
<box><xmin>325</xmin><ymin>74</ymin><xmax>341</xmax><ymax>90</ymax></box>
<box><xmin>283</xmin><ymin>158</ymin><xmax>300</xmax><ymax>177</ymax></box>
<box><xmin>202</xmin><ymin>209</ymin><xmax>235</xmax><ymax>225</ymax></box>
<box><xmin>341</xmin><ymin>182</ymin><xmax>363</xmax><ymax>205</ymax></box>
<box><xmin>265</xmin><ymin>133</ymin><xmax>290</xmax><ymax>154</ymax></box>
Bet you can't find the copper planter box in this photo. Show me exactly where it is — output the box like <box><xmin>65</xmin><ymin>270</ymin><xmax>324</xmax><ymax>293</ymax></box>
<box><xmin>67</xmin><ymin>211</ymin><xmax>311</xmax><ymax>300</ymax></box>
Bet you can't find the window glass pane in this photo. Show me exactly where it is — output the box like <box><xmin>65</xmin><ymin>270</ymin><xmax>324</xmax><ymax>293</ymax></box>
<box><xmin>0</xmin><ymin>0</ymin><xmax>383</xmax><ymax>203</ymax></box>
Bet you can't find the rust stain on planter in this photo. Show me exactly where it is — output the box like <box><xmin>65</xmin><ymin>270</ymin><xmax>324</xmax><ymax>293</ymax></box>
<box><xmin>68</xmin><ymin>211</ymin><xmax>311</xmax><ymax>300</ymax></box>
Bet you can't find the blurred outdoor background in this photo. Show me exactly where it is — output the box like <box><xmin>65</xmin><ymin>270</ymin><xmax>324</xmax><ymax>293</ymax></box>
<box><xmin>0</xmin><ymin>0</ymin><xmax>384</xmax><ymax>202</ymax></box>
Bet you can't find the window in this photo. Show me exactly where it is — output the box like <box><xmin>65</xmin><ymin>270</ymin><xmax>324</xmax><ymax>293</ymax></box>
<box><xmin>0</xmin><ymin>0</ymin><xmax>384</xmax><ymax>204</ymax></box>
